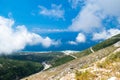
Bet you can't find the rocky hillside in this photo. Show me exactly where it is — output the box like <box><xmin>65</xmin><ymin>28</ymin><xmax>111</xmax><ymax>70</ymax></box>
<box><xmin>62</xmin><ymin>46</ymin><xmax>120</xmax><ymax>80</ymax></box>
<box><xmin>21</xmin><ymin>34</ymin><xmax>120</xmax><ymax>80</ymax></box>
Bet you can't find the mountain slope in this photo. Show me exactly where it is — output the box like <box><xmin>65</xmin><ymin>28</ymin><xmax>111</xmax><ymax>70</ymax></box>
<box><xmin>66</xmin><ymin>48</ymin><xmax>120</xmax><ymax>80</ymax></box>
<box><xmin>21</xmin><ymin>34</ymin><xmax>120</xmax><ymax>80</ymax></box>
<box><xmin>0</xmin><ymin>51</ymin><xmax>75</xmax><ymax>80</ymax></box>
<box><xmin>73</xmin><ymin>33</ymin><xmax>120</xmax><ymax>58</ymax></box>
<box><xmin>0</xmin><ymin>58</ymin><xmax>44</xmax><ymax>80</ymax></box>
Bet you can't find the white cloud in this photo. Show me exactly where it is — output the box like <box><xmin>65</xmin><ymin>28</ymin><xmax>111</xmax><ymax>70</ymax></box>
<box><xmin>68</xmin><ymin>33</ymin><xmax>86</xmax><ymax>45</ymax></box>
<box><xmin>69</xmin><ymin>0</ymin><xmax>120</xmax><ymax>32</ymax></box>
<box><xmin>95</xmin><ymin>0</ymin><xmax>120</xmax><ymax>17</ymax></box>
<box><xmin>68</xmin><ymin>41</ymin><xmax>77</xmax><ymax>45</ymax></box>
<box><xmin>0</xmin><ymin>16</ymin><xmax>59</xmax><ymax>54</ymax></box>
<box><xmin>68</xmin><ymin>0</ymin><xmax>84</xmax><ymax>9</ymax></box>
<box><xmin>32</xmin><ymin>28</ymin><xmax>69</xmax><ymax>33</ymax></box>
<box><xmin>69</xmin><ymin>3</ymin><xmax>102</xmax><ymax>32</ymax></box>
<box><xmin>92</xmin><ymin>28</ymin><xmax>120</xmax><ymax>40</ymax></box>
<box><xmin>76</xmin><ymin>33</ymin><xmax>86</xmax><ymax>43</ymax></box>
<box><xmin>41</xmin><ymin>37</ymin><xmax>61</xmax><ymax>48</ymax></box>
<box><xmin>39</xmin><ymin>4</ymin><xmax>64</xmax><ymax>19</ymax></box>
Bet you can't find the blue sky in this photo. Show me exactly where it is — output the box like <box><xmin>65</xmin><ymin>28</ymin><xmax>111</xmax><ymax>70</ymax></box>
<box><xmin>0</xmin><ymin>0</ymin><xmax>80</xmax><ymax>30</ymax></box>
<box><xmin>0</xmin><ymin>0</ymin><xmax>120</xmax><ymax>53</ymax></box>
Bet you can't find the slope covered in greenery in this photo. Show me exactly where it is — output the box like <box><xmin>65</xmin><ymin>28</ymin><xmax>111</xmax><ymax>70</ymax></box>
<box><xmin>0</xmin><ymin>58</ymin><xmax>44</xmax><ymax>80</ymax></box>
<box><xmin>4</xmin><ymin>52</ymin><xmax>74</xmax><ymax>69</ymax></box>
<box><xmin>5</xmin><ymin>52</ymin><xmax>64</xmax><ymax>63</ymax></box>
<box><xmin>74</xmin><ymin>34</ymin><xmax>120</xmax><ymax>58</ymax></box>
<box><xmin>92</xmin><ymin>34</ymin><xmax>120</xmax><ymax>51</ymax></box>
<box><xmin>0</xmin><ymin>52</ymin><xmax>74</xmax><ymax>80</ymax></box>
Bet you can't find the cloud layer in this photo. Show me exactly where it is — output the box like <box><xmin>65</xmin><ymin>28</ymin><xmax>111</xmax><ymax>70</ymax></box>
<box><xmin>68</xmin><ymin>0</ymin><xmax>84</xmax><ymax>9</ymax></box>
<box><xmin>39</xmin><ymin>4</ymin><xmax>64</xmax><ymax>19</ymax></box>
<box><xmin>68</xmin><ymin>33</ymin><xmax>86</xmax><ymax>45</ymax></box>
<box><xmin>69</xmin><ymin>0</ymin><xmax>120</xmax><ymax>32</ymax></box>
<box><xmin>76</xmin><ymin>33</ymin><xmax>86</xmax><ymax>43</ymax></box>
<box><xmin>0</xmin><ymin>16</ymin><xmax>59</xmax><ymax>54</ymax></box>
<box><xmin>32</xmin><ymin>28</ymin><xmax>69</xmax><ymax>33</ymax></box>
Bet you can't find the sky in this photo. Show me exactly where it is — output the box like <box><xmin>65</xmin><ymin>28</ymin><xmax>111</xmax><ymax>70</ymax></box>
<box><xmin>0</xmin><ymin>0</ymin><xmax>120</xmax><ymax>54</ymax></box>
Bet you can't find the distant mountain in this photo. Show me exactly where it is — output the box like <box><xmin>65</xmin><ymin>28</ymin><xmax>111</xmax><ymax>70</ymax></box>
<box><xmin>21</xmin><ymin>33</ymin><xmax>120</xmax><ymax>80</ymax></box>
<box><xmin>0</xmin><ymin>51</ymin><xmax>75</xmax><ymax>80</ymax></box>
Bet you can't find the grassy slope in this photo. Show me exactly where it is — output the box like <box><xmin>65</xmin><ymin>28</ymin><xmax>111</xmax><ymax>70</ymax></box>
<box><xmin>0</xmin><ymin>52</ymin><xmax>74</xmax><ymax>80</ymax></box>
<box><xmin>74</xmin><ymin>34</ymin><xmax>120</xmax><ymax>58</ymax></box>
<box><xmin>0</xmin><ymin>58</ymin><xmax>44</xmax><ymax>80</ymax></box>
<box><xmin>5</xmin><ymin>52</ymin><xmax>64</xmax><ymax>63</ymax></box>
<box><xmin>5</xmin><ymin>52</ymin><xmax>74</xmax><ymax>69</ymax></box>
<box><xmin>92</xmin><ymin>34</ymin><xmax>120</xmax><ymax>51</ymax></box>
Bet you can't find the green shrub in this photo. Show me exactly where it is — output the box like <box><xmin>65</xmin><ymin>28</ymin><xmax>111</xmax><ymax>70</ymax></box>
<box><xmin>76</xmin><ymin>70</ymin><xmax>96</xmax><ymax>80</ymax></box>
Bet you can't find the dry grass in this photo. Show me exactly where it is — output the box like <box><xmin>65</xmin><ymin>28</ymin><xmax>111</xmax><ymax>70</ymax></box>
<box><xmin>76</xmin><ymin>51</ymin><xmax>120</xmax><ymax>80</ymax></box>
<box><xmin>97</xmin><ymin>52</ymin><xmax>120</xmax><ymax>69</ymax></box>
<box><xmin>76</xmin><ymin>70</ymin><xmax>97</xmax><ymax>80</ymax></box>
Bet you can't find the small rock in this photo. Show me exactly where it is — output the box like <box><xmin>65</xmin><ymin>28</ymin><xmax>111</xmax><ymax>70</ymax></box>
<box><xmin>108</xmin><ymin>77</ymin><xmax>117</xmax><ymax>80</ymax></box>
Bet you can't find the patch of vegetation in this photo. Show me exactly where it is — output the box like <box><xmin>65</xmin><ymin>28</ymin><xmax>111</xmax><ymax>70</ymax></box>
<box><xmin>81</xmin><ymin>64</ymin><xmax>89</xmax><ymax>69</ymax></box>
<box><xmin>51</xmin><ymin>55</ymin><xmax>74</xmax><ymax>67</ymax></box>
<box><xmin>0</xmin><ymin>52</ymin><xmax>76</xmax><ymax>79</ymax></box>
<box><xmin>3</xmin><ymin>52</ymin><xmax>75</xmax><ymax>69</ymax></box>
<box><xmin>107</xmin><ymin>52</ymin><xmax>120</xmax><ymax>62</ymax></box>
<box><xmin>97</xmin><ymin>52</ymin><xmax>120</xmax><ymax>68</ymax></box>
<box><xmin>76</xmin><ymin>70</ymin><xmax>96</xmax><ymax>80</ymax></box>
<box><xmin>4</xmin><ymin>52</ymin><xmax>64</xmax><ymax>63</ymax></box>
<box><xmin>0</xmin><ymin>58</ymin><xmax>44</xmax><ymax>80</ymax></box>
